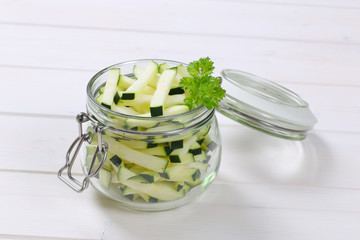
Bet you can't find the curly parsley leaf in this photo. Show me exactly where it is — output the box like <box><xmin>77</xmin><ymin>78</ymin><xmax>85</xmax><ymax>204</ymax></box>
<box><xmin>187</xmin><ymin>57</ymin><xmax>215</xmax><ymax>77</ymax></box>
<box><xmin>180</xmin><ymin>57</ymin><xmax>226</xmax><ymax>110</ymax></box>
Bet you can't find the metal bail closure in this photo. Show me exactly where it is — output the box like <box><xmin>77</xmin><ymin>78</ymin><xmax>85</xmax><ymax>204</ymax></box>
<box><xmin>217</xmin><ymin>69</ymin><xmax>317</xmax><ymax>140</ymax></box>
<box><xmin>58</xmin><ymin>112</ymin><xmax>108</xmax><ymax>192</ymax></box>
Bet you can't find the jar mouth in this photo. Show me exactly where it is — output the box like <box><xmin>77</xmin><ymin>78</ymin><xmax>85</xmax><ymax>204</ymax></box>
<box><xmin>85</xmin><ymin>59</ymin><xmax>213</xmax><ymax>136</ymax></box>
<box><xmin>86</xmin><ymin>58</ymin><xmax>209</xmax><ymax>121</ymax></box>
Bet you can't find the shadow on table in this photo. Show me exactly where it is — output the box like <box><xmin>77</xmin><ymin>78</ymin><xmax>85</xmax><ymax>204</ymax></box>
<box><xmin>94</xmin><ymin>183</ymin><xmax>272</xmax><ymax>240</ymax></box>
<box><xmin>218</xmin><ymin>125</ymin><xmax>327</xmax><ymax>185</ymax></box>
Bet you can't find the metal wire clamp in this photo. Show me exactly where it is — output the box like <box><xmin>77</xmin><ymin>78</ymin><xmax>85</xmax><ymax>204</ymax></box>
<box><xmin>58</xmin><ymin>112</ymin><xmax>108</xmax><ymax>192</ymax></box>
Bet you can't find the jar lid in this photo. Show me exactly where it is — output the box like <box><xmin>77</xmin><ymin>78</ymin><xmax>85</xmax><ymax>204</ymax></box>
<box><xmin>217</xmin><ymin>69</ymin><xmax>317</xmax><ymax>140</ymax></box>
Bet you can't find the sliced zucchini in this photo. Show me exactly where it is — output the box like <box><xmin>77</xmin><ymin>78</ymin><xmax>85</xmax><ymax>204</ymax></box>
<box><xmin>115</xmin><ymin>163</ymin><xmax>186</xmax><ymax>201</ymax></box>
<box><xmin>148</xmin><ymin>127</ymin><xmax>196</xmax><ymax>144</ymax></box>
<box><xmin>163</xmin><ymin>105</ymin><xmax>189</xmax><ymax>116</ymax></box>
<box><xmin>132</xmin><ymin>65</ymin><xmax>144</xmax><ymax>79</ymax></box>
<box><xmin>139</xmin><ymin>144</ymin><xmax>170</xmax><ymax>156</ymax></box>
<box><xmin>177</xmin><ymin>64</ymin><xmax>190</xmax><ymax>78</ymax></box>
<box><xmin>85</xmin><ymin>145</ymin><xmax>99</xmax><ymax>170</ymax></box>
<box><xmin>117</xmin><ymin>74</ymin><xmax>156</xmax><ymax>95</ymax></box>
<box><xmin>146</xmin><ymin>142</ymin><xmax>158</xmax><ymax>148</ymax></box>
<box><xmin>117</xmin><ymin>164</ymin><xmax>137</xmax><ymax>182</ymax></box>
<box><xmin>147</xmin><ymin>73</ymin><xmax>162</xmax><ymax>89</ymax></box>
<box><xmin>101</xmin><ymin>68</ymin><xmax>120</xmax><ymax>109</ymax></box>
<box><xmin>169</xmin><ymin>152</ymin><xmax>195</xmax><ymax>163</ymax></box>
<box><xmin>187</xmin><ymin>161</ymin><xmax>210</xmax><ymax>173</ymax></box>
<box><xmin>188</xmin><ymin>142</ymin><xmax>202</xmax><ymax>156</ymax></box>
<box><xmin>123</xmin><ymin>187</ymin><xmax>149</xmax><ymax>202</ymax></box>
<box><xmin>127</xmin><ymin>164</ymin><xmax>149</xmax><ymax>174</ymax></box>
<box><xmin>123</xmin><ymin>180</ymin><xmax>185</xmax><ymax>201</ymax></box>
<box><xmin>139</xmin><ymin>193</ymin><xmax>159</xmax><ymax>203</ymax></box>
<box><xmin>150</xmin><ymin>69</ymin><xmax>177</xmax><ymax>117</ymax></box>
<box><xmin>163</xmin><ymin>165</ymin><xmax>201</xmax><ymax>183</ymax></box>
<box><xmin>123</xmin><ymin>193</ymin><xmax>140</xmax><ymax>201</ymax></box>
<box><xmin>122</xmin><ymin>186</ymin><xmax>139</xmax><ymax>195</ymax></box>
<box><xmin>158</xmin><ymin>63</ymin><xmax>170</xmax><ymax>73</ymax></box>
<box><xmin>118</xmin><ymin>93</ymin><xmax>153</xmax><ymax>107</ymax></box>
<box><xmin>193</xmin><ymin>150</ymin><xmax>208</xmax><ymax>162</ymax></box>
<box><xmin>96</xmin><ymin>93</ymin><xmax>103</xmax><ymax>104</ymax></box>
<box><xmin>186</xmin><ymin>178</ymin><xmax>203</xmax><ymax>188</ymax></box>
<box><xmin>142</xmin><ymin>86</ymin><xmax>156</xmax><ymax>95</ymax></box>
<box><xmin>123</xmin><ymin>61</ymin><xmax>158</xmax><ymax>99</ymax></box>
<box><xmin>182</xmin><ymin>182</ymin><xmax>192</xmax><ymax>193</ymax></box>
<box><xmin>125</xmin><ymin>116</ymin><xmax>159</xmax><ymax>129</ymax></box>
<box><xmin>195</xmin><ymin>124</ymin><xmax>211</xmax><ymax>138</ymax></box>
<box><xmin>99</xmin><ymin>86</ymin><xmax>105</xmax><ymax>94</ymax></box>
<box><xmin>110</xmin><ymin>105</ymin><xmax>139</xmax><ymax>115</ymax></box>
<box><xmin>109</xmin><ymin>154</ymin><xmax>123</xmax><ymax>171</ymax></box>
<box><xmin>127</xmin><ymin>171</ymin><xmax>161</xmax><ymax>184</ymax></box>
<box><xmin>203</xmin><ymin>153</ymin><xmax>212</xmax><ymax>163</ymax></box>
<box><xmin>113</xmin><ymin>90</ymin><xmax>123</xmax><ymax>105</ymax></box>
<box><xmin>111</xmin><ymin>170</ymin><xmax>121</xmax><ymax>183</ymax></box>
<box><xmin>169</xmin><ymin>139</ymin><xmax>183</xmax><ymax>150</ymax></box>
<box><xmin>117</xmin><ymin>74</ymin><xmax>135</xmax><ymax>89</ymax></box>
<box><xmin>116</xmin><ymin>139</ymin><xmax>149</xmax><ymax>149</ymax></box>
<box><xmin>99</xmin><ymin>166</ymin><xmax>112</xmax><ymax>189</ymax></box>
<box><xmin>202</xmin><ymin>135</ymin><xmax>217</xmax><ymax>151</ymax></box>
<box><xmin>164</xmin><ymin>94</ymin><xmax>186</xmax><ymax>107</ymax></box>
<box><xmin>86</xmin><ymin>143</ymin><xmax>112</xmax><ymax>169</ymax></box>
<box><xmin>144</xmin><ymin>122</ymin><xmax>183</xmax><ymax>133</ymax></box>
<box><xmin>168</xmin><ymin>87</ymin><xmax>185</xmax><ymax>95</ymax></box>
<box><xmin>106</xmin><ymin>137</ymin><xmax>168</xmax><ymax>173</ymax></box>
<box><xmin>196</xmin><ymin>136</ymin><xmax>206</xmax><ymax>145</ymax></box>
<box><xmin>169</xmin><ymin>136</ymin><xmax>198</xmax><ymax>163</ymax></box>
<box><xmin>131</xmin><ymin>105</ymin><xmax>150</xmax><ymax>115</ymax></box>
<box><xmin>134</xmin><ymin>65</ymin><xmax>179</xmax><ymax>89</ymax></box>
<box><xmin>175</xmin><ymin>182</ymin><xmax>185</xmax><ymax>192</ymax></box>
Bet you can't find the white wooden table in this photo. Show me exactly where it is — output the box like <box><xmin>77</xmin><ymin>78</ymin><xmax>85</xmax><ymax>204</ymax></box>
<box><xmin>1</xmin><ymin>0</ymin><xmax>359</xmax><ymax>239</ymax></box>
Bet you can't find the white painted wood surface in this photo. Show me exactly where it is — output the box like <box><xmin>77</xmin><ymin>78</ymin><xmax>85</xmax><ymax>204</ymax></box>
<box><xmin>0</xmin><ymin>0</ymin><xmax>359</xmax><ymax>239</ymax></box>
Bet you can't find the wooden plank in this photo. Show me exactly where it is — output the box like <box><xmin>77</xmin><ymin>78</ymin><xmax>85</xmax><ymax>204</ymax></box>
<box><xmin>1</xmin><ymin>171</ymin><xmax>360</xmax><ymax>239</ymax></box>
<box><xmin>0</xmin><ymin>235</ymin><xmax>94</xmax><ymax>240</ymax></box>
<box><xmin>0</xmin><ymin>66</ymin><xmax>359</xmax><ymax>133</ymax></box>
<box><xmin>0</xmin><ymin>67</ymin><xmax>90</xmax><ymax>116</ymax></box>
<box><xmin>0</xmin><ymin>172</ymin><xmax>104</xmax><ymax>239</ymax></box>
<box><xmin>218</xmin><ymin>124</ymin><xmax>360</xmax><ymax>189</ymax></box>
<box><xmin>104</xmin><ymin>183</ymin><xmax>360</xmax><ymax>240</ymax></box>
<box><xmin>237</xmin><ymin>0</ymin><xmax>360</xmax><ymax>8</ymax></box>
<box><xmin>1</xmin><ymin>115</ymin><xmax>360</xmax><ymax>189</ymax></box>
<box><xmin>104</xmin><ymin>208</ymin><xmax>360</xmax><ymax>240</ymax></box>
<box><xmin>0</xmin><ymin>1</ymin><xmax>358</xmax><ymax>240</ymax></box>
<box><xmin>0</xmin><ymin>115</ymin><xmax>81</xmax><ymax>173</ymax></box>
<box><xmin>0</xmin><ymin>25</ymin><xmax>359</xmax><ymax>87</ymax></box>
<box><xmin>0</xmin><ymin>0</ymin><xmax>359</xmax><ymax>44</ymax></box>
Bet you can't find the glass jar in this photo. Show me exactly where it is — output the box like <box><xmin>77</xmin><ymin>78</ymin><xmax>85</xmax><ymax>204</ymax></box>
<box><xmin>59</xmin><ymin>60</ymin><xmax>221</xmax><ymax>211</ymax></box>
<box><xmin>58</xmin><ymin>59</ymin><xmax>317</xmax><ymax>211</ymax></box>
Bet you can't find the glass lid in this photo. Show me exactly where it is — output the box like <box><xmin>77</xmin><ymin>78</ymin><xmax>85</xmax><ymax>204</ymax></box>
<box><xmin>217</xmin><ymin>69</ymin><xmax>317</xmax><ymax>140</ymax></box>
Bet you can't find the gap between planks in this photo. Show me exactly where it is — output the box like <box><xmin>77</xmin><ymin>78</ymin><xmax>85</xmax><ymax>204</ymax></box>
<box><xmin>0</xmin><ymin>234</ymin><xmax>97</xmax><ymax>240</ymax></box>
<box><xmin>211</xmin><ymin>0</ymin><xmax>360</xmax><ymax>9</ymax></box>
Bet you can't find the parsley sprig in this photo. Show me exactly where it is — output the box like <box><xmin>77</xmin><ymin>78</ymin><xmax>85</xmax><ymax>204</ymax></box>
<box><xmin>180</xmin><ymin>57</ymin><xmax>226</xmax><ymax>110</ymax></box>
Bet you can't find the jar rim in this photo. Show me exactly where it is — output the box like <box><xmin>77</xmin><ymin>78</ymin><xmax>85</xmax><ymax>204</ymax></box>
<box><xmin>86</xmin><ymin>59</ymin><xmax>209</xmax><ymax>121</ymax></box>
<box><xmin>85</xmin><ymin>59</ymin><xmax>215</xmax><ymax>137</ymax></box>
